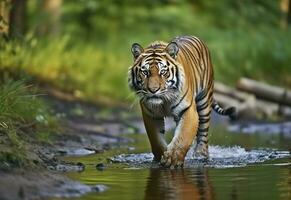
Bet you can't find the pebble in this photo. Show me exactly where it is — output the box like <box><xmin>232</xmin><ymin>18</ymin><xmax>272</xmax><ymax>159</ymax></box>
<box><xmin>96</xmin><ymin>163</ymin><xmax>106</xmax><ymax>171</ymax></box>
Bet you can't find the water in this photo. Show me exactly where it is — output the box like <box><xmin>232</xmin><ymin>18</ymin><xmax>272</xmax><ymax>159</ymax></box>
<box><xmin>110</xmin><ymin>146</ymin><xmax>290</xmax><ymax>168</ymax></box>
<box><xmin>60</xmin><ymin>126</ymin><xmax>291</xmax><ymax>200</ymax></box>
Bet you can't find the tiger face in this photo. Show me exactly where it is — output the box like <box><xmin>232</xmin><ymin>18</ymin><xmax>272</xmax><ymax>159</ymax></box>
<box><xmin>129</xmin><ymin>42</ymin><xmax>183</xmax><ymax>106</ymax></box>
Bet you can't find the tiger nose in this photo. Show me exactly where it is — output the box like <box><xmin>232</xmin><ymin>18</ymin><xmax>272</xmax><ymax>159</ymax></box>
<box><xmin>149</xmin><ymin>86</ymin><xmax>160</xmax><ymax>94</ymax></box>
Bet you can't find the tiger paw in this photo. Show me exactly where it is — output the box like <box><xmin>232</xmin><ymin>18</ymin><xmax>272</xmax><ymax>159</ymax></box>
<box><xmin>160</xmin><ymin>144</ymin><xmax>186</xmax><ymax>168</ymax></box>
<box><xmin>194</xmin><ymin>142</ymin><xmax>209</xmax><ymax>158</ymax></box>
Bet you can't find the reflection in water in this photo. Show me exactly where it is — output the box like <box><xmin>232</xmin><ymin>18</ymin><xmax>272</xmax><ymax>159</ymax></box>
<box><xmin>65</xmin><ymin>129</ymin><xmax>291</xmax><ymax>200</ymax></box>
<box><xmin>144</xmin><ymin>168</ymin><xmax>214</xmax><ymax>200</ymax></box>
<box><xmin>278</xmin><ymin>167</ymin><xmax>291</xmax><ymax>199</ymax></box>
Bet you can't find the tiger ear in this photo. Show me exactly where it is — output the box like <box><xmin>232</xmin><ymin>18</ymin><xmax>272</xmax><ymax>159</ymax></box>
<box><xmin>165</xmin><ymin>42</ymin><xmax>179</xmax><ymax>59</ymax></box>
<box><xmin>131</xmin><ymin>43</ymin><xmax>144</xmax><ymax>60</ymax></box>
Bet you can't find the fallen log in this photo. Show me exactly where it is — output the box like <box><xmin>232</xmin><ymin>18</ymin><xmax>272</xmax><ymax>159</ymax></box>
<box><xmin>213</xmin><ymin>93</ymin><xmax>241</xmax><ymax>108</ymax></box>
<box><xmin>237</xmin><ymin>78</ymin><xmax>291</xmax><ymax>106</ymax></box>
<box><xmin>214</xmin><ymin>92</ymin><xmax>280</xmax><ymax>120</ymax></box>
<box><xmin>214</xmin><ymin>82</ymin><xmax>254</xmax><ymax>102</ymax></box>
<box><xmin>214</xmin><ymin>93</ymin><xmax>257</xmax><ymax>120</ymax></box>
<box><xmin>255</xmin><ymin>99</ymin><xmax>279</xmax><ymax>119</ymax></box>
<box><xmin>278</xmin><ymin>106</ymin><xmax>291</xmax><ymax>119</ymax></box>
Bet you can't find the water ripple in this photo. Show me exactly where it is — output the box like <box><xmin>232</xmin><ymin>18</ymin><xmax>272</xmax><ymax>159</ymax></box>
<box><xmin>109</xmin><ymin>146</ymin><xmax>290</xmax><ymax>168</ymax></box>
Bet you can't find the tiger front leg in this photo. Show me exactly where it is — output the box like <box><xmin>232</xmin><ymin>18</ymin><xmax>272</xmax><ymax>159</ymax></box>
<box><xmin>161</xmin><ymin>105</ymin><xmax>199</xmax><ymax>167</ymax></box>
<box><xmin>194</xmin><ymin>104</ymin><xmax>211</xmax><ymax>158</ymax></box>
<box><xmin>141</xmin><ymin>105</ymin><xmax>167</xmax><ymax>161</ymax></box>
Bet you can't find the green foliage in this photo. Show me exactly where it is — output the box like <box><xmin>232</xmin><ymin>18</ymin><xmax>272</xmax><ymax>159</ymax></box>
<box><xmin>208</xmin><ymin>28</ymin><xmax>291</xmax><ymax>86</ymax></box>
<box><xmin>0</xmin><ymin>79</ymin><xmax>58</xmax><ymax>168</ymax></box>
<box><xmin>1</xmin><ymin>0</ymin><xmax>291</xmax><ymax>103</ymax></box>
<box><xmin>0</xmin><ymin>150</ymin><xmax>28</xmax><ymax>169</ymax></box>
<box><xmin>0</xmin><ymin>36</ymin><xmax>133</xmax><ymax>101</ymax></box>
<box><xmin>0</xmin><ymin>79</ymin><xmax>56</xmax><ymax>128</ymax></box>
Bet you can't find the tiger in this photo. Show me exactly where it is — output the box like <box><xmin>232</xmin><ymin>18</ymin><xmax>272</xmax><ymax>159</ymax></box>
<box><xmin>128</xmin><ymin>35</ymin><xmax>236</xmax><ymax>167</ymax></box>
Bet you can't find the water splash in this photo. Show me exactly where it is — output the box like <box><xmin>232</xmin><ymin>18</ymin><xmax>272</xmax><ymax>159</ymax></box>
<box><xmin>109</xmin><ymin>145</ymin><xmax>290</xmax><ymax>168</ymax></box>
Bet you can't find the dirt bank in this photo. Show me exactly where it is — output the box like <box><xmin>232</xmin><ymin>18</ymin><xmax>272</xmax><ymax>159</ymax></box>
<box><xmin>0</xmin><ymin>92</ymin><xmax>143</xmax><ymax>200</ymax></box>
<box><xmin>0</xmin><ymin>169</ymin><xmax>110</xmax><ymax>200</ymax></box>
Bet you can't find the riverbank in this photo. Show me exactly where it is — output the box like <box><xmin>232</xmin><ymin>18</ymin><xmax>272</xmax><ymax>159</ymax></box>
<box><xmin>0</xmin><ymin>88</ymin><xmax>142</xmax><ymax>200</ymax></box>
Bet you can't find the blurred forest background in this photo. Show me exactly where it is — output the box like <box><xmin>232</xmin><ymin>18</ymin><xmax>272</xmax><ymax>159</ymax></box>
<box><xmin>0</xmin><ymin>0</ymin><xmax>291</xmax><ymax>169</ymax></box>
<box><xmin>1</xmin><ymin>0</ymin><xmax>291</xmax><ymax>102</ymax></box>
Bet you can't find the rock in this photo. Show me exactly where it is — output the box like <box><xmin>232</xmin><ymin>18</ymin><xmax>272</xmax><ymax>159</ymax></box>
<box><xmin>91</xmin><ymin>185</ymin><xmax>108</xmax><ymax>192</ymax></box>
<box><xmin>49</xmin><ymin>162</ymin><xmax>85</xmax><ymax>172</ymax></box>
<box><xmin>57</xmin><ymin>148</ymin><xmax>95</xmax><ymax>156</ymax></box>
<box><xmin>41</xmin><ymin>181</ymin><xmax>108</xmax><ymax>198</ymax></box>
<box><xmin>96</xmin><ymin>163</ymin><xmax>106</xmax><ymax>171</ymax></box>
<box><xmin>128</xmin><ymin>147</ymin><xmax>135</xmax><ymax>151</ymax></box>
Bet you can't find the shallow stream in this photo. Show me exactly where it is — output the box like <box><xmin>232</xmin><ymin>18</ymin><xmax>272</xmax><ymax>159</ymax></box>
<box><xmin>56</xmin><ymin>125</ymin><xmax>291</xmax><ymax>200</ymax></box>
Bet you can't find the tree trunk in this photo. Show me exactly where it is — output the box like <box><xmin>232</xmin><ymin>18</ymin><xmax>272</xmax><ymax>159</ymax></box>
<box><xmin>0</xmin><ymin>0</ymin><xmax>10</xmax><ymax>35</ymax></box>
<box><xmin>237</xmin><ymin>78</ymin><xmax>291</xmax><ymax>106</ymax></box>
<box><xmin>288</xmin><ymin>0</ymin><xmax>291</xmax><ymax>25</ymax></box>
<box><xmin>37</xmin><ymin>0</ymin><xmax>62</xmax><ymax>36</ymax></box>
<box><xmin>9</xmin><ymin>0</ymin><xmax>26</xmax><ymax>38</ymax></box>
<box><xmin>280</xmin><ymin>0</ymin><xmax>290</xmax><ymax>29</ymax></box>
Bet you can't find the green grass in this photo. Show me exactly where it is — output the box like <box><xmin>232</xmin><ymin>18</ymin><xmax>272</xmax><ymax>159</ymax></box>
<box><xmin>1</xmin><ymin>0</ymin><xmax>291</xmax><ymax>104</ymax></box>
<box><xmin>0</xmin><ymin>36</ymin><xmax>133</xmax><ymax>102</ymax></box>
<box><xmin>1</xmin><ymin>27</ymin><xmax>291</xmax><ymax>104</ymax></box>
<box><xmin>208</xmin><ymin>28</ymin><xmax>291</xmax><ymax>87</ymax></box>
<box><xmin>0</xmin><ymin>79</ymin><xmax>58</xmax><ymax>168</ymax></box>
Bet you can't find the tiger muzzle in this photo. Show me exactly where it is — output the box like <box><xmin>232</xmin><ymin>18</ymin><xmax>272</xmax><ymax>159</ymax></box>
<box><xmin>148</xmin><ymin>77</ymin><xmax>161</xmax><ymax>94</ymax></box>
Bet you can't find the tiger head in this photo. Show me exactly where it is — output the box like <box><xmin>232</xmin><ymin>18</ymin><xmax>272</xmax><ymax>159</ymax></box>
<box><xmin>128</xmin><ymin>41</ymin><xmax>183</xmax><ymax>105</ymax></box>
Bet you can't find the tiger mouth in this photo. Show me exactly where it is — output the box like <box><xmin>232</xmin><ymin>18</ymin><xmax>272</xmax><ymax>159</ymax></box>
<box><xmin>146</xmin><ymin>95</ymin><xmax>161</xmax><ymax>100</ymax></box>
<box><xmin>145</xmin><ymin>95</ymin><xmax>164</xmax><ymax>103</ymax></box>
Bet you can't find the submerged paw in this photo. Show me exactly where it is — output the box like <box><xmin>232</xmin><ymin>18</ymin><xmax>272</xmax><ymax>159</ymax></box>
<box><xmin>160</xmin><ymin>146</ymin><xmax>186</xmax><ymax>168</ymax></box>
<box><xmin>194</xmin><ymin>143</ymin><xmax>209</xmax><ymax>158</ymax></box>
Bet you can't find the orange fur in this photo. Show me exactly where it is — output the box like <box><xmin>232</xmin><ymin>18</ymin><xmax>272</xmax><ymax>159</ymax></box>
<box><xmin>129</xmin><ymin>36</ymin><xmax>232</xmax><ymax>167</ymax></box>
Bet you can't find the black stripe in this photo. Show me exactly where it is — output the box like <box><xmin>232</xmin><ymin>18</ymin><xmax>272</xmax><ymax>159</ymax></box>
<box><xmin>199</xmin><ymin>118</ymin><xmax>210</xmax><ymax>124</ymax></box>
<box><xmin>175</xmin><ymin>99</ymin><xmax>193</xmax><ymax>122</ymax></box>
<box><xmin>197</xmin><ymin>101</ymin><xmax>208</xmax><ymax>111</ymax></box>
<box><xmin>191</xmin><ymin>44</ymin><xmax>204</xmax><ymax>74</ymax></box>
<box><xmin>175</xmin><ymin>65</ymin><xmax>180</xmax><ymax>89</ymax></box>
<box><xmin>198</xmin><ymin>133</ymin><xmax>208</xmax><ymax>137</ymax></box>
<box><xmin>192</xmin><ymin>37</ymin><xmax>203</xmax><ymax>50</ymax></box>
<box><xmin>195</xmin><ymin>90</ymin><xmax>207</xmax><ymax>101</ymax></box>
<box><xmin>198</xmin><ymin>127</ymin><xmax>209</xmax><ymax>132</ymax></box>
<box><xmin>170</xmin><ymin>67</ymin><xmax>174</xmax><ymax>78</ymax></box>
<box><xmin>180</xmin><ymin>46</ymin><xmax>199</xmax><ymax>88</ymax></box>
<box><xmin>166</xmin><ymin>67</ymin><xmax>174</xmax><ymax>83</ymax></box>
<box><xmin>144</xmin><ymin>56</ymin><xmax>154</xmax><ymax>62</ymax></box>
<box><xmin>131</xmin><ymin>68</ymin><xmax>137</xmax><ymax>89</ymax></box>
<box><xmin>171</xmin><ymin>85</ymin><xmax>189</xmax><ymax>110</ymax></box>
<box><xmin>176</xmin><ymin>105</ymin><xmax>190</xmax><ymax>122</ymax></box>
<box><xmin>199</xmin><ymin>110</ymin><xmax>211</xmax><ymax>118</ymax></box>
<box><xmin>197</xmin><ymin>139</ymin><xmax>208</xmax><ymax>144</ymax></box>
<box><xmin>154</xmin><ymin>57</ymin><xmax>163</xmax><ymax>62</ymax></box>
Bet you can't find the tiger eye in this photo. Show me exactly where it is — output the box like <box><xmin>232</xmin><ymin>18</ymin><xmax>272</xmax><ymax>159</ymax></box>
<box><xmin>142</xmin><ymin>70</ymin><xmax>149</xmax><ymax>76</ymax></box>
<box><xmin>141</xmin><ymin>63</ymin><xmax>149</xmax><ymax>70</ymax></box>
<box><xmin>160</xmin><ymin>69</ymin><xmax>168</xmax><ymax>75</ymax></box>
